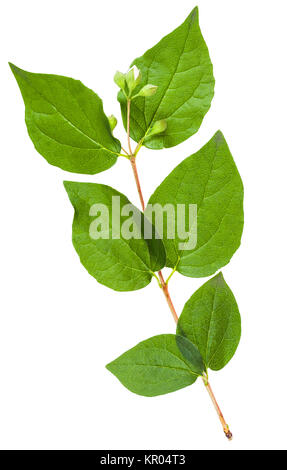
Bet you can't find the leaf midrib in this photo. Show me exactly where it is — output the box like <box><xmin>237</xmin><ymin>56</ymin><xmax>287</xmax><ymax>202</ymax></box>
<box><xmin>138</xmin><ymin>345</ymin><xmax>202</xmax><ymax>377</ymax></box>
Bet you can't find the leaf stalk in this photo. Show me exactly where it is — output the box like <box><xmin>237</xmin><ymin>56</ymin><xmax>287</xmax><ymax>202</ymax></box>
<box><xmin>165</xmin><ymin>257</ymin><xmax>180</xmax><ymax>285</ymax></box>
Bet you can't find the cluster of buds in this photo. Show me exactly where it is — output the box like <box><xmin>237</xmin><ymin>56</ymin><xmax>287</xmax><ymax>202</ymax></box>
<box><xmin>114</xmin><ymin>66</ymin><xmax>157</xmax><ymax>100</ymax></box>
<box><xmin>114</xmin><ymin>66</ymin><xmax>167</xmax><ymax>138</ymax></box>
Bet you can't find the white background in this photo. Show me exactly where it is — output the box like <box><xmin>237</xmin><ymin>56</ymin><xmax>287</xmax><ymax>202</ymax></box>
<box><xmin>1</xmin><ymin>0</ymin><xmax>287</xmax><ymax>451</ymax></box>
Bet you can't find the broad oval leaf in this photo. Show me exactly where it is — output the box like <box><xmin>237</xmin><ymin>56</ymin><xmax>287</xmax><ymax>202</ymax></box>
<box><xmin>10</xmin><ymin>63</ymin><xmax>121</xmax><ymax>174</ymax></box>
<box><xmin>106</xmin><ymin>334</ymin><xmax>205</xmax><ymax>397</ymax></box>
<box><xmin>118</xmin><ymin>7</ymin><xmax>214</xmax><ymax>149</ymax></box>
<box><xmin>64</xmin><ymin>181</ymin><xmax>166</xmax><ymax>291</ymax></box>
<box><xmin>147</xmin><ymin>131</ymin><xmax>244</xmax><ymax>277</ymax></box>
<box><xmin>177</xmin><ymin>273</ymin><xmax>241</xmax><ymax>371</ymax></box>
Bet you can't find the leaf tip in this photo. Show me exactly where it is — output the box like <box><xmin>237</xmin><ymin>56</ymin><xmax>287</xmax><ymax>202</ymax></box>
<box><xmin>63</xmin><ymin>181</ymin><xmax>80</xmax><ymax>208</ymax></box>
<box><xmin>9</xmin><ymin>63</ymin><xmax>28</xmax><ymax>84</ymax></box>
<box><xmin>8</xmin><ymin>62</ymin><xmax>18</xmax><ymax>75</ymax></box>
<box><xmin>189</xmin><ymin>6</ymin><xmax>199</xmax><ymax>22</ymax></box>
<box><xmin>214</xmin><ymin>130</ymin><xmax>224</xmax><ymax>142</ymax></box>
<box><xmin>63</xmin><ymin>180</ymin><xmax>76</xmax><ymax>196</ymax></box>
<box><xmin>105</xmin><ymin>361</ymin><xmax>115</xmax><ymax>375</ymax></box>
<box><xmin>213</xmin><ymin>130</ymin><xmax>228</xmax><ymax>150</ymax></box>
<box><xmin>215</xmin><ymin>271</ymin><xmax>226</xmax><ymax>285</ymax></box>
<box><xmin>212</xmin><ymin>272</ymin><xmax>227</xmax><ymax>289</ymax></box>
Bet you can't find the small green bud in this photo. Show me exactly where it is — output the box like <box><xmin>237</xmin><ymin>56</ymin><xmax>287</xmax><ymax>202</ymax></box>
<box><xmin>108</xmin><ymin>115</ymin><xmax>117</xmax><ymax>132</ymax></box>
<box><xmin>114</xmin><ymin>71</ymin><xmax>126</xmax><ymax>90</ymax></box>
<box><xmin>134</xmin><ymin>67</ymin><xmax>142</xmax><ymax>88</ymax></box>
<box><xmin>125</xmin><ymin>68</ymin><xmax>135</xmax><ymax>93</ymax></box>
<box><xmin>125</xmin><ymin>66</ymin><xmax>142</xmax><ymax>97</ymax></box>
<box><xmin>136</xmin><ymin>84</ymin><xmax>158</xmax><ymax>97</ymax></box>
<box><xmin>146</xmin><ymin>119</ymin><xmax>167</xmax><ymax>138</ymax></box>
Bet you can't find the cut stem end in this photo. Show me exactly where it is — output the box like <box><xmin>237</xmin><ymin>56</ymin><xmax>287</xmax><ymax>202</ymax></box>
<box><xmin>224</xmin><ymin>428</ymin><xmax>233</xmax><ymax>441</ymax></box>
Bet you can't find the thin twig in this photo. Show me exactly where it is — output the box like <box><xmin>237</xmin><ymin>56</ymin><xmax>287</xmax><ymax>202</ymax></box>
<box><xmin>203</xmin><ymin>378</ymin><xmax>233</xmax><ymax>440</ymax></box>
<box><xmin>158</xmin><ymin>271</ymin><xmax>179</xmax><ymax>323</ymax></box>
<box><xmin>130</xmin><ymin>156</ymin><xmax>145</xmax><ymax>212</ymax></box>
<box><xmin>125</xmin><ymin>98</ymin><xmax>232</xmax><ymax>439</ymax></box>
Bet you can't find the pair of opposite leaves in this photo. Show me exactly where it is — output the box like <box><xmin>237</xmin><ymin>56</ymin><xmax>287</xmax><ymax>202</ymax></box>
<box><xmin>10</xmin><ymin>8</ymin><xmax>243</xmax><ymax>396</ymax></box>
<box><xmin>107</xmin><ymin>272</ymin><xmax>241</xmax><ymax>397</ymax></box>
<box><xmin>62</xmin><ymin>130</ymin><xmax>243</xmax><ymax>292</ymax></box>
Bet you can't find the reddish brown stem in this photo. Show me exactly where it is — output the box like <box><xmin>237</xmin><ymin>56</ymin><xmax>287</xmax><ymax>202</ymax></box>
<box><xmin>130</xmin><ymin>156</ymin><xmax>145</xmax><ymax>212</ymax></box>
<box><xmin>127</xmin><ymin>111</ymin><xmax>232</xmax><ymax>440</ymax></box>
<box><xmin>203</xmin><ymin>379</ymin><xmax>233</xmax><ymax>440</ymax></box>
<box><xmin>158</xmin><ymin>271</ymin><xmax>178</xmax><ymax>323</ymax></box>
<box><xmin>129</xmin><ymin>160</ymin><xmax>178</xmax><ymax>323</ymax></box>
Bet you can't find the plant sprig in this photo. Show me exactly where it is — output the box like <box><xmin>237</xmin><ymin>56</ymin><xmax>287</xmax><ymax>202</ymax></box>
<box><xmin>10</xmin><ymin>6</ymin><xmax>243</xmax><ymax>441</ymax></box>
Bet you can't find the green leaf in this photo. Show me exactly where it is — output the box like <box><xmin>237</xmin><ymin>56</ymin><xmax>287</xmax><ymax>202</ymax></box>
<box><xmin>147</xmin><ymin>131</ymin><xmax>244</xmax><ymax>278</ymax></box>
<box><xmin>10</xmin><ymin>63</ymin><xmax>121</xmax><ymax>174</ymax></box>
<box><xmin>64</xmin><ymin>181</ymin><xmax>166</xmax><ymax>291</ymax></box>
<box><xmin>118</xmin><ymin>7</ymin><xmax>214</xmax><ymax>149</ymax></box>
<box><xmin>177</xmin><ymin>273</ymin><xmax>241</xmax><ymax>371</ymax></box>
<box><xmin>106</xmin><ymin>334</ymin><xmax>205</xmax><ymax>397</ymax></box>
